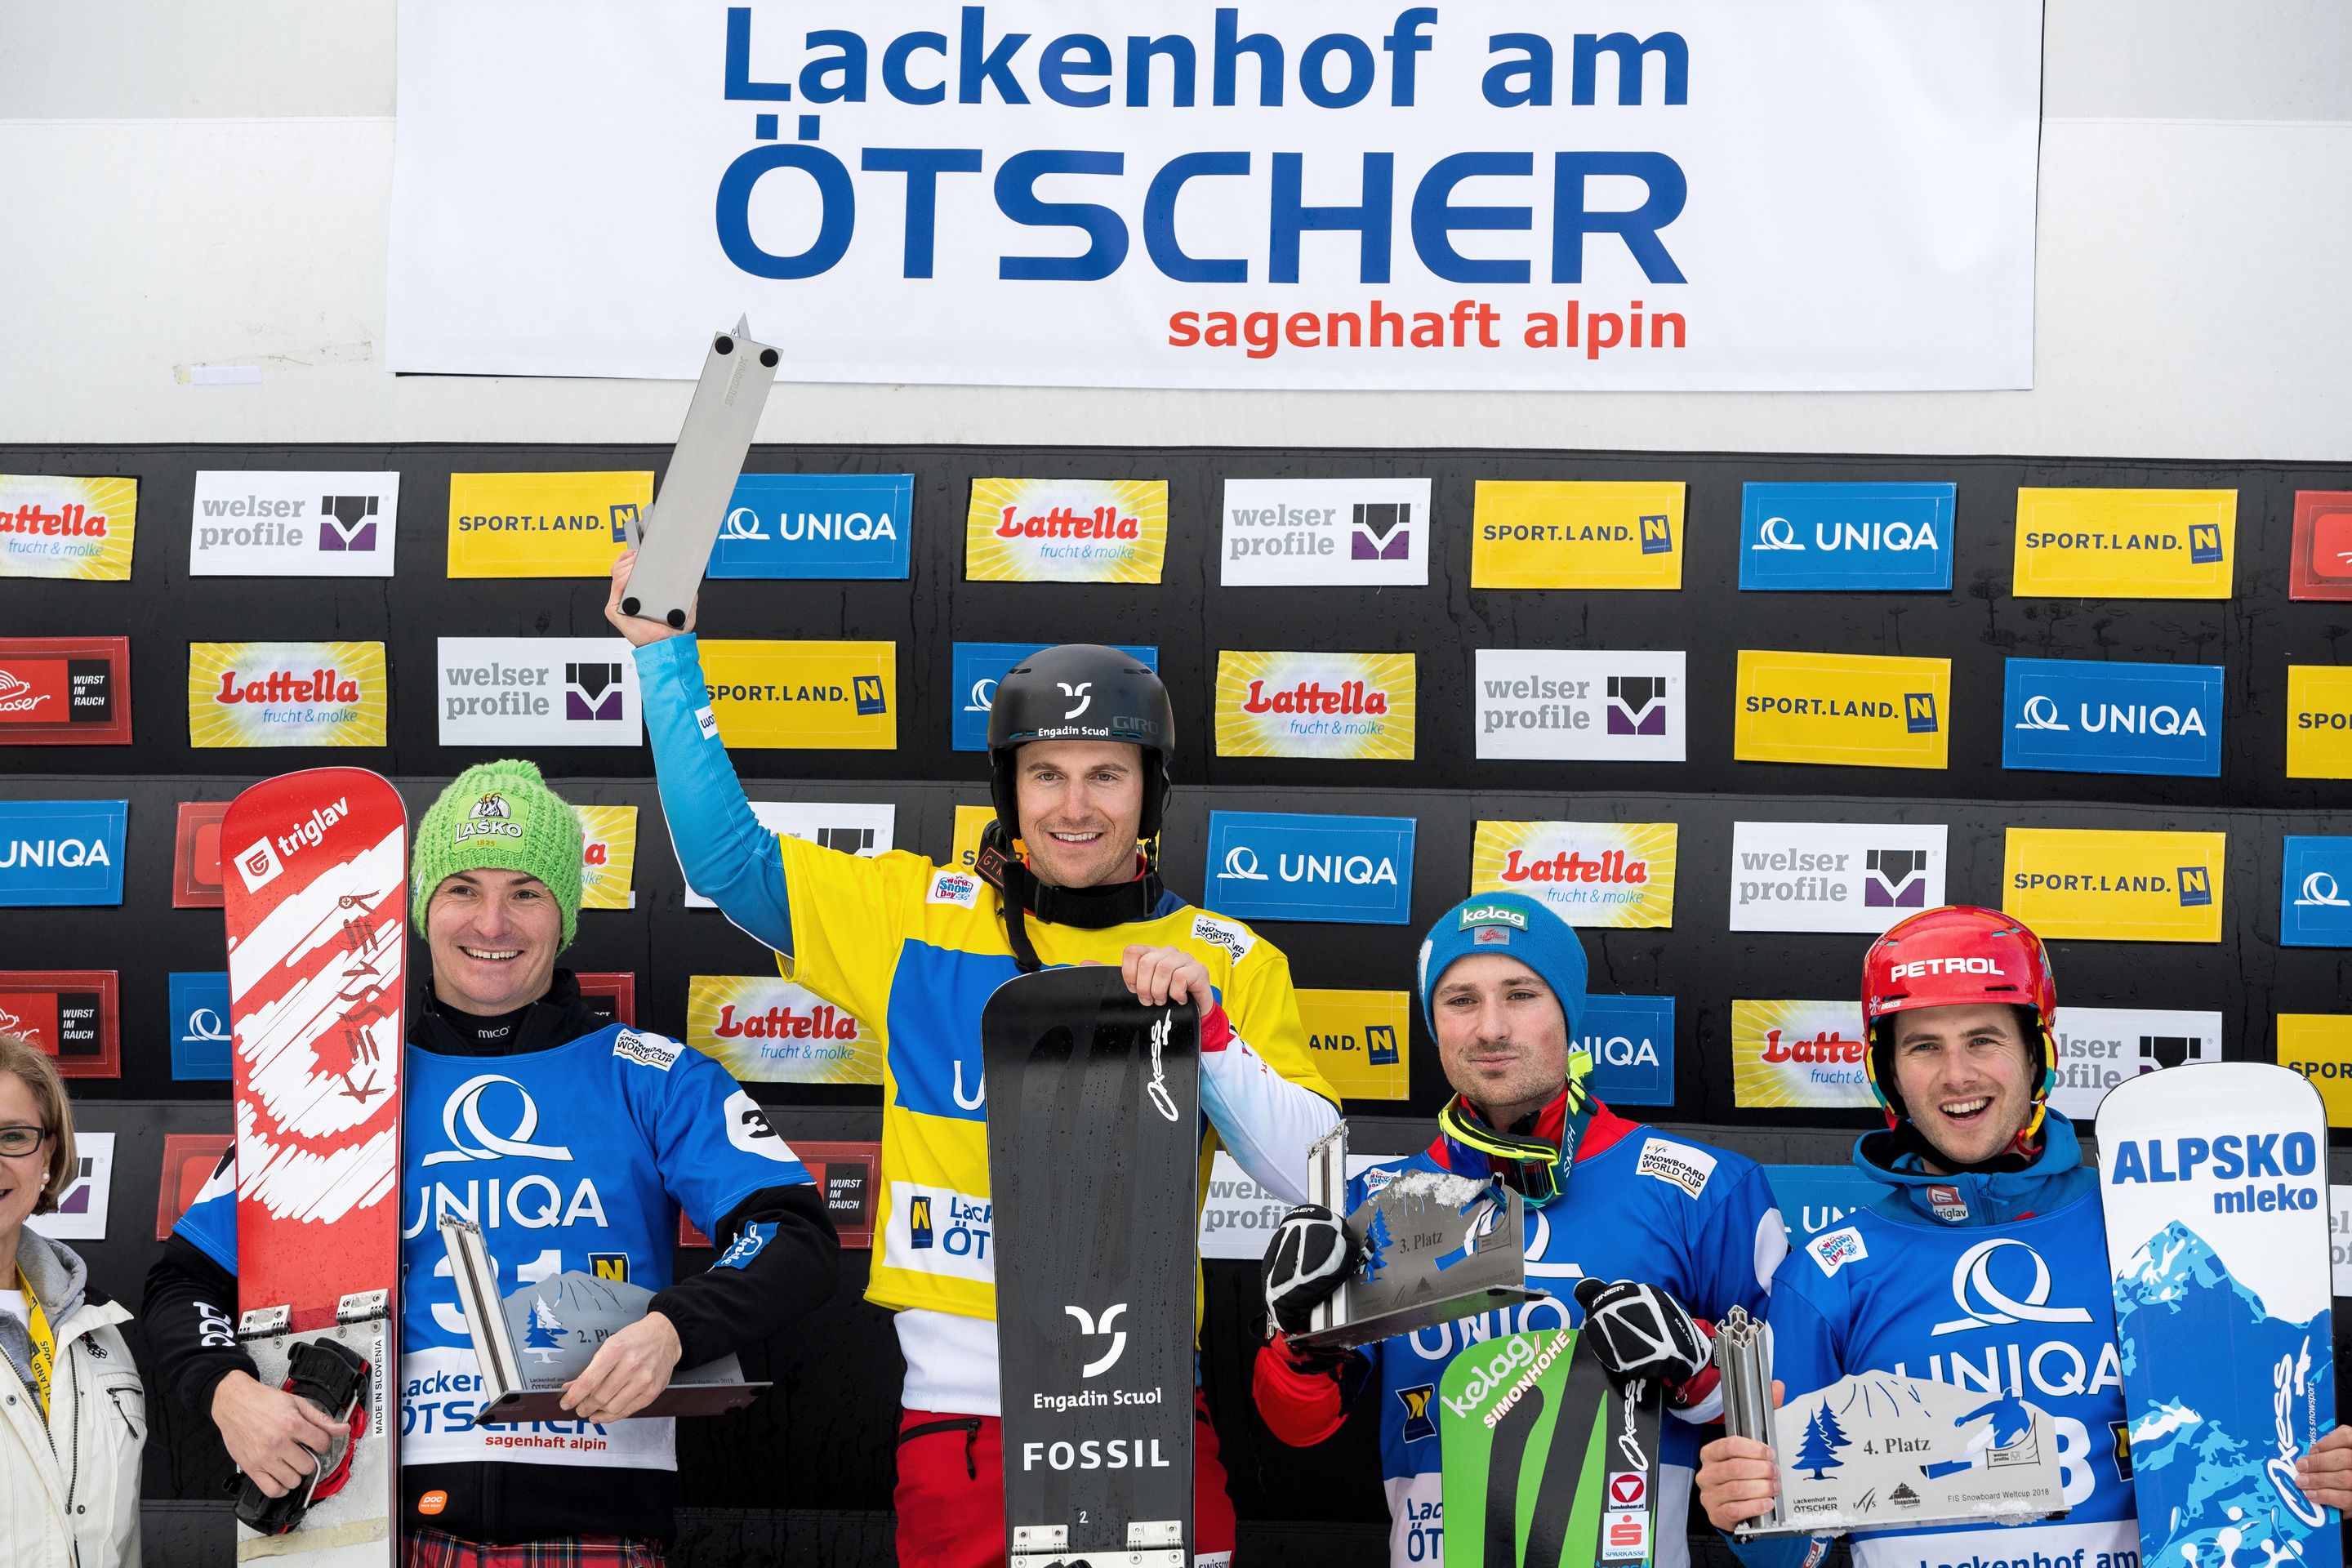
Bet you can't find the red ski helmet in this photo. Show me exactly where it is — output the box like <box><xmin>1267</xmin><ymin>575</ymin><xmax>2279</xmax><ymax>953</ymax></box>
<box><xmin>1860</xmin><ymin>905</ymin><xmax>2059</xmax><ymax>1136</ymax></box>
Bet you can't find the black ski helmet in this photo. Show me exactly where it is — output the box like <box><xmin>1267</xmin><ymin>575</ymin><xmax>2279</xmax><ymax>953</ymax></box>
<box><xmin>985</xmin><ymin>644</ymin><xmax>1175</xmax><ymax>844</ymax></box>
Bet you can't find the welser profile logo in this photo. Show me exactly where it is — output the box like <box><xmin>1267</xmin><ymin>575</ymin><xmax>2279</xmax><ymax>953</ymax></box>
<box><xmin>1474</xmin><ymin>650</ymin><xmax>1686</xmax><ymax>762</ymax></box>
<box><xmin>317</xmin><ymin>494</ymin><xmax>381</xmax><ymax>552</ymax></box>
<box><xmin>189</xmin><ymin>471</ymin><xmax>400</xmax><ymax>577</ymax></box>
<box><xmin>565</xmin><ymin>662</ymin><xmax>624</xmax><ymax>721</ymax></box>
<box><xmin>1218</xmin><ymin>478</ymin><xmax>1429</xmax><ymax>587</ymax></box>
<box><xmin>1864</xmin><ymin>849</ymin><xmax>1929</xmax><ymax>909</ymax></box>
<box><xmin>1607</xmin><ymin>676</ymin><xmax>1667</xmax><ymax>737</ymax></box>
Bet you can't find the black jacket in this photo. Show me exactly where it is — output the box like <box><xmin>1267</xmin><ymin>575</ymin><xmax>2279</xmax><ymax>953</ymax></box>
<box><xmin>142</xmin><ymin>972</ymin><xmax>840</xmax><ymax>1545</ymax></box>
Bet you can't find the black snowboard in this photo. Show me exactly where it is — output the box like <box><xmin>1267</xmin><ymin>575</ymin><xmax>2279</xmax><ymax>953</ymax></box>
<box><xmin>984</xmin><ymin>966</ymin><xmax>1202</xmax><ymax>1566</ymax></box>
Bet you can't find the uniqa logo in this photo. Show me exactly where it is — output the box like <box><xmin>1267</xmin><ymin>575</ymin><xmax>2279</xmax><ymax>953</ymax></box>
<box><xmin>963</xmin><ymin>677</ymin><xmax>997</xmax><ymax>714</ymax></box>
<box><xmin>2295</xmin><ymin>871</ymin><xmax>2350</xmax><ymax>908</ymax></box>
<box><xmin>1929</xmin><ymin>1238</ymin><xmax>2093</xmax><ymax>1336</ymax></box>
<box><xmin>2015</xmin><ymin>695</ymin><xmax>2069</xmax><ymax>732</ymax></box>
<box><xmin>1755</xmin><ymin>516</ymin><xmax>1940</xmax><ymax>553</ymax></box>
<box><xmin>0</xmin><ymin>836</ymin><xmax>111</xmax><ymax>870</ymax></box>
<box><xmin>1221</xmin><ymin>844</ymin><xmax>1397</xmax><ymax>886</ymax></box>
<box><xmin>419</xmin><ymin>1074</ymin><xmax>576</xmax><ymax>1166</ymax></box>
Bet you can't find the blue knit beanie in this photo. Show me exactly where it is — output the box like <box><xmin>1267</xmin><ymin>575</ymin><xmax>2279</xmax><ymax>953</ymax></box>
<box><xmin>1416</xmin><ymin>892</ymin><xmax>1591</xmax><ymax>1040</ymax></box>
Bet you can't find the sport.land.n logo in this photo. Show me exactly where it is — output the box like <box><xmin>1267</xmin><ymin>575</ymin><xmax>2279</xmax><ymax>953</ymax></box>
<box><xmin>445</xmin><ymin>470</ymin><xmax>653</xmax><ymax>577</ymax></box>
<box><xmin>1733</xmin><ymin>650</ymin><xmax>1952</xmax><ymax>770</ymax></box>
<box><xmin>693</xmin><ymin>640</ymin><xmax>898</xmax><ymax>750</ymax></box>
<box><xmin>2286</xmin><ymin>666</ymin><xmax>2352</xmax><ymax>779</ymax></box>
<box><xmin>2000</xmin><ymin>827</ymin><xmax>2226</xmax><ymax>942</ymax></box>
<box><xmin>1469</xmin><ymin>480</ymin><xmax>1686</xmax><ymax>590</ymax></box>
<box><xmin>1298</xmin><ymin>989</ymin><xmax>1411</xmax><ymax>1100</ymax></box>
<box><xmin>2011</xmin><ymin>488</ymin><xmax>2237</xmax><ymax>599</ymax></box>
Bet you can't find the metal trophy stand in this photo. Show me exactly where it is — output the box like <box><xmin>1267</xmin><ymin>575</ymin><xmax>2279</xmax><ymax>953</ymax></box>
<box><xmin>616</xmin><ymin>318</ymin><xmax>780</xmax><ymax>629</ymax></box>
<box><xmin>439</xmin><ymin>1218</ymin><xmax>767</xmax><ymax>1422</ymax></box>
<box><xmin>1284</xmin><ymin>1121</ymin><xmax>1544</xmax><ymax>1355</ymax></box>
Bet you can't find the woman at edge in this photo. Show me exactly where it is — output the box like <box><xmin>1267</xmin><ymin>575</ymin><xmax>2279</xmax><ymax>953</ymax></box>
<box><xmin>1</xmin><ymin>1031</ymin><xmax>145</xmax><ymax>1568</ymax></box>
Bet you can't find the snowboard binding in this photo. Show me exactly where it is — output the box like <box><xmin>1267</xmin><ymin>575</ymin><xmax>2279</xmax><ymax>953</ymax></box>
<box><xmin>234</xmin><ymin>1338</ymin><xmax>372</xmax><ymax>1537</ymax></box>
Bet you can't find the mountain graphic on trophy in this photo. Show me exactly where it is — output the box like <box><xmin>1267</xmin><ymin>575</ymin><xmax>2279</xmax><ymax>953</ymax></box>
<box><xmin>439</xmin><ymin>1218</ymin><xmax>768</xmax><ymax>1421</ymax></box>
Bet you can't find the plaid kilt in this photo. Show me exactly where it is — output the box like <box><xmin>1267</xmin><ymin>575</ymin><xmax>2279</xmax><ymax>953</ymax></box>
<box><xmin>403</xmin><ymin>1529</ymin><xmax>665</xmax><ymax>1568</ymax></box>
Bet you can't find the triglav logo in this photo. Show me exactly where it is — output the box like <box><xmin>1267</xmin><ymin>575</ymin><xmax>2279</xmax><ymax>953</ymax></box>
<box><xmin>421</xmin><ymin>1074</ymin><xmax>577</xmax><ymax>1165</ymax></box>
<box><xmin>233</xmin><ymin>836</ymin><xmax>284</xmax><ymax>893</ymax></box>
<box><xmin>1219</xmin><ymin>478</ymin><xmax>1430</xmax><ymax>587</ymax></box>
<box><xmin>1930</xmin><ymin>1239</ymin><xmax>2093</xmax><ymax>1336</ymax></box>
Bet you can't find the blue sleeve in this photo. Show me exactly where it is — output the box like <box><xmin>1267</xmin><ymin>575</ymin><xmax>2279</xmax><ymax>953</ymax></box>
<box><xmin>1691</xmin><ymin>1160</ymin><xmax>1784</xmax><ymax>1323</ymax></box>
<box><xmin>172</xmin><ymin>1149</ymin><xmax>240</xmax><ymax>1276</ymax></box>
<box><xmin>648</xmin><ymin>1045</ymin><xmax>816</xmax><ymax>1236</ymax></box>
<box><xmin>633</xmin><ymin>633</ymin><xmax>793</xmax><ymax>954</ymax></box>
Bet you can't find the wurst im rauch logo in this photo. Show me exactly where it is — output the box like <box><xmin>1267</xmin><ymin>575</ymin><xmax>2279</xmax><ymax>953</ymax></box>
<box><xmin>1732</xmin><ymin>649</ymin><xmax>1950</xmax><ymax>770</ymax></box>
<box><xmin>2001</xmin><ymin>827</ymin><xmax>2227</xmax><ymax>944</ymax></box>
<box><xmin>1215</xmin><ymin>651</ymin><xmax>1416</xmax><ymax>761</ymax></box>
<box><xmin>187</xmin><ymin>642</ymin><xmax>388</xmax><ymax>749</ymax></box>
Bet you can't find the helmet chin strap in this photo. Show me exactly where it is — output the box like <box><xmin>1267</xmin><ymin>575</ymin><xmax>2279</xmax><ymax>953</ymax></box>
<box><xmin>975</xmin><ymin>820</ymin><xmax>1163</xmax><ymax>974</ymax></box>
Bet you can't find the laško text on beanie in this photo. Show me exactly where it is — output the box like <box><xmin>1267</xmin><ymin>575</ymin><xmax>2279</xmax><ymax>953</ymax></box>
<box><xmin>408</xmin><ymin>758</ymin><xmax>585</xmax><ymax>947</ymax></box>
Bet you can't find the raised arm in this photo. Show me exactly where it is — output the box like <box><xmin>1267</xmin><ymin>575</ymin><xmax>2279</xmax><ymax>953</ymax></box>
<box><xmin>608</xmin><ymin>552</ymin><xmax>793</xmax><ymax>954</ymax></box>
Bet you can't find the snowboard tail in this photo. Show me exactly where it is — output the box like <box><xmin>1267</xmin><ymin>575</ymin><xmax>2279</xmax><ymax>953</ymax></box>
<box><xmin>2097</xmin><ymin>1063</ymin><xmax>2341</xmax><ymax>1568</ymax></box>
<box><xmin>984</xmin><ymin>967</ymin><xmax>1202</xmax><ymax>1568</ymax></box>
<box><xmin>223</xmin><ymin>768</ymin><xmax>408</xmax><ymax>1565</ymax></box>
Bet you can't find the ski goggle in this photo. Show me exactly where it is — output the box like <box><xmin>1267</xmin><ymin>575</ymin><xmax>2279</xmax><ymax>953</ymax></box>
<box><xmin>1436</xmin><ymin>1054</ymin><xmax>1595</xmax><ymax>1209</ymax></box>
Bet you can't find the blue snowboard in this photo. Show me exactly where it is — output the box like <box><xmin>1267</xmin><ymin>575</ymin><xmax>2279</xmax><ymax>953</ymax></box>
<box><xmin>2098</xmin><ymin>1063</ymin><xmax>2340</xmax><ymax>1568</ymax></box>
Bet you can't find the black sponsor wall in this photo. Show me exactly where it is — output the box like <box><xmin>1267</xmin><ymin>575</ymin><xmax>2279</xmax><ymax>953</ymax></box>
<box><xmin>5</xmin><ymin>442</ymin><xmax>2351</xmax><ymax>1565</ymax></box>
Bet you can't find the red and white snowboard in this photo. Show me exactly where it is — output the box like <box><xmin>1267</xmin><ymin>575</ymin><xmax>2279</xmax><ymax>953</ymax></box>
<box><xmin>221</xmin><ymin>768</ymin><xmax>407</xmax><ymax>1565</ymax></box>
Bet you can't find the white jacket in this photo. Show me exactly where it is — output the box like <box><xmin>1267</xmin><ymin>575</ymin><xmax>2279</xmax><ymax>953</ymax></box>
<box><xmin>2</xmin><ymin>1228</ymin><xmax>143</xmax><ymax>1568</ymax></box>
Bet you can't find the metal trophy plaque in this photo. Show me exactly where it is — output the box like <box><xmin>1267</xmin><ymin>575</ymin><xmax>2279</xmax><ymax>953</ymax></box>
<box><xmin>1285</xmin><ymin>1120</ymin><xmax>1543</xmax><ymax>1355</ymax></box>
<box><xmin>1715</xmin><ymin>1306</ymin><xmax>2069</xmax><ymax>1538</ymax></box>
<box><xmin>617</xmin><ymin>317</ymin><xmax>780</xmax><ymax>630</ymax></box>
<box><xmin>439</xmin><ymin>1218</ymin><xmax>768</xmax><ymax>1422</ymax></box>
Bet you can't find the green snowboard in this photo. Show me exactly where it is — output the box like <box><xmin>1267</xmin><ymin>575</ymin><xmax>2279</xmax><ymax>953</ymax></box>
<box><xmin>1439</xmin><ymin>1330</ymin><xmax>1659</xmax><ymax>1568</ymax></box>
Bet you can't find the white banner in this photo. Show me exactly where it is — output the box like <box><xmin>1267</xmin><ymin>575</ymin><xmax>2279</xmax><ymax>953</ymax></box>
<box><xmin>1473</xmin><ymin>649</ymin><xmax>1686</xmax><ymax>761</ymax></box>
<box><xmin>1727</xmin><ymin>821</ymin><xmax>1949</xmax><ymax>933</ymax></box>
<box><xmin>436</xmin><ymin>637</ymin><xmax>642</xmax><ymax>747</ymax></box>
<box><xmin>191</xmin><ymin>471</ymin><xmax>399</xmax><ymax>577</ymax></box>
<box><xmin>389</xmin><ymin>1</ymin><xmax>2042</xmax><ymax>391</ymax></box>
<box><xmin>2047</xmin><ymin>1007</ymin><xmax>2221</xmax><ymax>1120</ymax></box>
<box><xmin>1219</xmin><ymin>478</ymin><xmax>1431</xmax><ymax>586</ymax></box>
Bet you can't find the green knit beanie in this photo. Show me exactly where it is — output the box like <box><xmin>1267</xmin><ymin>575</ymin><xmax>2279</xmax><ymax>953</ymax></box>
<box><xmin>410</xmin><ymin>759</ymin><xmax>584</xmax><ymax>947</ymax></box>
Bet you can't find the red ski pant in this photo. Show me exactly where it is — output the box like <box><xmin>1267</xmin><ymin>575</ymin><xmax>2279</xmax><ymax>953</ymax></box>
<box><xmin>893</xmin><ymin>1393</ymin><xmax>1237</xmax><ymax>1568</ymax></box>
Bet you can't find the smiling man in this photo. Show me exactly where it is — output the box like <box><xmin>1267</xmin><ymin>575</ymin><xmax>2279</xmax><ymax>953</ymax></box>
<box><xmin>145</xmin><ymin>760</ymin><xmax>840</xmax><ymax>1564</ymax></box>
<box><xmin>1697</xmin><ymin>906</ymin><xmax>2158</xmax><ymax>1568</ymax></box>
<box><xmin>1253</xmin><ymin>893</ymin><xmax>1783</xmax><ymax>1568</ymax></box>
<box><xmin>609</xmin><ymin>557</ymin><xmax>1338</xmax><ymax>1568</ymax></box>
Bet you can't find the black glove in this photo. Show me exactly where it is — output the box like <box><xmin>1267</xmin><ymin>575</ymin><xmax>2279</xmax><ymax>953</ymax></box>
<box><xmin>1260</xmin><ymin>1205</ymin><xmax>1361</xmax><ymax>1337</ymax></box>
<box><xmin>1571</xmin><ymin>1277</ymin><xmax>1713</xmax><ymax>1388</ymax></box>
